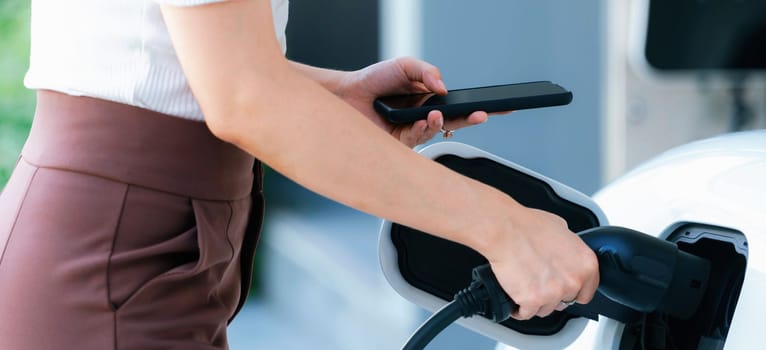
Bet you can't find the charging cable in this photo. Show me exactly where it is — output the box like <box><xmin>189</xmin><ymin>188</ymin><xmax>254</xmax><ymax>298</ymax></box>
<box><xmin>401</xmin><ymin>264</ymin><xmax>516</xmax><ymax>350</ymax></box>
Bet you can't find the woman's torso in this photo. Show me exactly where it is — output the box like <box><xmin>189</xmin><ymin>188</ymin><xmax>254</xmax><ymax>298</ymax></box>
<box><xmin>24</xmin><ymin>0</ymin><xmax>289</xmax><ymax>121</ymax></box>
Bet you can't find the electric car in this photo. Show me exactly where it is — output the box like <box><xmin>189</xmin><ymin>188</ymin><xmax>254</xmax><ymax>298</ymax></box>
<box><xmin>380</xmin><ymin>130</ymin><xmax>764</xmax><ymax>350</ymax></box>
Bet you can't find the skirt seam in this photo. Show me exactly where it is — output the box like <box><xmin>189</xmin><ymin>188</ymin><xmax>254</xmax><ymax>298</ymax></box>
<box><xmin>224</xmin><ymin>201</ymin><xmax>236</xmax><ymax>267</ymax></box>
<box><xmin>105</xmin><ymin>184</ymin><xmax>130</xmax><ymax>350</ymax></box>
<box><xmin>0</xmin><ymin>163</ymin><xmax>39</xmax><ymax>267</ymax></box>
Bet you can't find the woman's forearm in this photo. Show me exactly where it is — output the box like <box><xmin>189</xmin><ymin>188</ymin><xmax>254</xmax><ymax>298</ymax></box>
<box><xmin>161</xmin><ymin>0</ymin><xmax>517</xmax><ymax>257</ymax></box>
<box><xmin>288</xmin><ymin>61</ymin><xmax>349</xmax><ymax>96</ymax></box>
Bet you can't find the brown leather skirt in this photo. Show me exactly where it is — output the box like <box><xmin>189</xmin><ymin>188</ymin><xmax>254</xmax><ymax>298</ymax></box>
<box><xmin>0</xmin><ymin>91</ymin><xmax>264</xmax><ymax>350</ymax></box>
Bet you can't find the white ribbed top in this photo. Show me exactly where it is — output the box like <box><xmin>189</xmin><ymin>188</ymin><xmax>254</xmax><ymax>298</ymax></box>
<box><xmin>24</xmin><ymin>0</ymin><xmax>289</xmax><ymax>121</ymax></box>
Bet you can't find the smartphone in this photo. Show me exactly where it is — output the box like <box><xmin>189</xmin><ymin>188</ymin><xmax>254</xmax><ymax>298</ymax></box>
<box><xmin>373</xmin><ymin>81</ymin><xmax>573</xmax><ymax>124</ymax></box>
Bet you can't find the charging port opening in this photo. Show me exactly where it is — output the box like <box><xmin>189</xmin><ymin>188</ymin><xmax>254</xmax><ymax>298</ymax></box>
<box><xmin>619</xmin><ymin>224</ymin><xmax>748</xmax><ymax>350</ymax></box>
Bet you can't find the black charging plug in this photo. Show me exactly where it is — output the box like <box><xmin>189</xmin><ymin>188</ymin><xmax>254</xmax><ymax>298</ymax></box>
<box><xmin>578</xmin><ymin>226</ymin><xmax>711</xmax><ymax>319</ymax></box>
<box><xmin>464</xmin><ymin>264</ymin><xmax>517</xmax><ymax>323</ymax></box>
<box><xmin>401</xmin><ymin>264</ymin><xmax>516</xmax><ymax>350</ymax></box>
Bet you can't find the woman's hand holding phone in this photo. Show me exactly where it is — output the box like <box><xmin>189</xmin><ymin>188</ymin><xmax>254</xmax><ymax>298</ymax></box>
<box><xmin>335</xmin><ymin>57</ymin><xmax>490</xmax><ymax>148</ymax></box>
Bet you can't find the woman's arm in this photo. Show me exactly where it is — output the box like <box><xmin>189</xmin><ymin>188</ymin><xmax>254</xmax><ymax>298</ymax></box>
<box><xmin>287</xmin><ymin>61</ymin><xmax>347</xmax><ymax>95</ymax></box>
<box><xmin>160</xmin><ymin>0</ymin><xmax>598</xmax><ymax>320</ymax></box>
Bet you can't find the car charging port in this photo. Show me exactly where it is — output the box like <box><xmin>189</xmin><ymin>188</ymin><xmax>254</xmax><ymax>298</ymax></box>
<box><xmin>619</xmin><ymin>223</ymin><xmax>748</xmax><ymax>350</ymax></box>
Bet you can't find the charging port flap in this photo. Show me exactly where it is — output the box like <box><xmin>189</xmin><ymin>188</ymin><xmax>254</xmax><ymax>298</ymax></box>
<box><xmin>378</xmin><ymin>142</ymin><xmax>609</xmax><ymax>348</ymax></box>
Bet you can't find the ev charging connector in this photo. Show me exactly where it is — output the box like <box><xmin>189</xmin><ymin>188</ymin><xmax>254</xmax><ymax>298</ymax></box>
<box><xmin>401</xmin><ymin>226</ymin><xmax>712</xmax><ymax>350</ymax></box>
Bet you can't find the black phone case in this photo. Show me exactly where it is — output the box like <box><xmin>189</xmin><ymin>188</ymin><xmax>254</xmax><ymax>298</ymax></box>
<box><xmin>374</xmin><ymin>83</ymin><xmax>573</xmax><ymax>124</ymax></box>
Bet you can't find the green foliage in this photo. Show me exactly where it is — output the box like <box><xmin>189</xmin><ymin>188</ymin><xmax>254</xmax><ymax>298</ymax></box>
<box><xmin>0</xmin><ymin>0</ymin><xmax>33</xmax><ymax>188</ymax></box>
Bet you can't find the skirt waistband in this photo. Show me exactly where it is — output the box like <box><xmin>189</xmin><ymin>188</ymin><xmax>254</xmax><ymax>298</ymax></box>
<box><xmin>22</xmin><ymin>90</ymin><xmax>256</xmax><ymax>200</ymax></box>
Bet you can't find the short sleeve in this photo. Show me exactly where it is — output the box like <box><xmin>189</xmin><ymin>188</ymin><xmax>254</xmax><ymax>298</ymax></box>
<box><xmin>153</xmin><ymin>0</ymin><xmax>229</xmax><ymax>6</ymax></box>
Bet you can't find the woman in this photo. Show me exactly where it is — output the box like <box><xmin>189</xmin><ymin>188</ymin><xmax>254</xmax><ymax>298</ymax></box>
<box><xmin>0</xmin><ymin>0</ymin><xmax>599</xmax><ymax>349</ymax></box>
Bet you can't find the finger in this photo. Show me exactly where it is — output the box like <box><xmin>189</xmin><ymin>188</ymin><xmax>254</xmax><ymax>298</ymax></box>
<box><xmin>421</xmin><ymin>111</ymin><xmax>444</xmax><ymax>142</ymax></box>
<box><xmin>408</xmin><ymin>81</ymin><xmax>430</xmax><ymax>94</ymax></box>
<box><xmin>488</xmin><ymin>110</ymin><xmax>513</xmax><ymax>117</ymax></box>
<box><xmin>398</xmin><ymin>120</ymin><xmax>428</xmax><ymax>148</ymax></box>
<box><xmin>576</xmin><ymin>252</ymin><xmax>600</xmax><ymax>305</ymax></box>
<box><xmin>554</xmin><ymin>292</ymin><xmax>579</xmax><ymax>312</ymax></box>
<box><xmin>396</xmin><ymin>57</ymin><xmax>447</xmax><ymax>95</ymax></box>
<box><xmin>442</xmin><ymin>110</ymin><xmax>488</xmax><ymax>131</ymax></box>
<box><xmin>537</xmin><ymin>302</ymin><xmax>560</xmax><ymax>318</ymax></box>
<box><xmin>410</xmin><ymin>112</ymin><xmax>443</xmax><ymax>146</ymax></box>
<box><xmin>465</xmin><ymin>110</ymin><xmax>489</xmax><ymax>125</ymax></box>
<box><xmin>512</xmin><ymin>304</ymin><xmax>541</xmax><ymax>321</ymax></box>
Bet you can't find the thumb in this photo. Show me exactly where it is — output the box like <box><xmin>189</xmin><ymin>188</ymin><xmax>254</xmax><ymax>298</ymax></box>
<box><xmin>396</xmin><ymin>57</ymin><xmax>447</xmax><ymax>95</ymax></box>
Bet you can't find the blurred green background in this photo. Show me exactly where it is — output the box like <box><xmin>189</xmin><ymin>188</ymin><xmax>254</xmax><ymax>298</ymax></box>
<box><xmin>0</xmin><ymin>0</ymin><xmax>34</xmax><ymax>189</ymax></box>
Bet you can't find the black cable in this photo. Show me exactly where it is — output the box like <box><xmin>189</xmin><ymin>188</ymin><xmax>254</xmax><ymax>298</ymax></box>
<box><xmin>640</xmin><ymin>313</ymin><xmax>647</xmax><ymax>350</ymax></box>
<box><xmin>400</xmin><ymin>265</ymin><xmax>517</xmax><ymax>350</ymax></box>
<box><xmin>402</xmin><ymin>300</ymin><xmax>464</xmax><ymax>350</ymax></box>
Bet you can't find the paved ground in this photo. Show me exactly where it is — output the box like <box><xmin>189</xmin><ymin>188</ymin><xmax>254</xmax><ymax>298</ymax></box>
<box><xmin>228</xmin><ymin>301</ymin><xmax>327</xmax><ymax>349</ymax></box>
